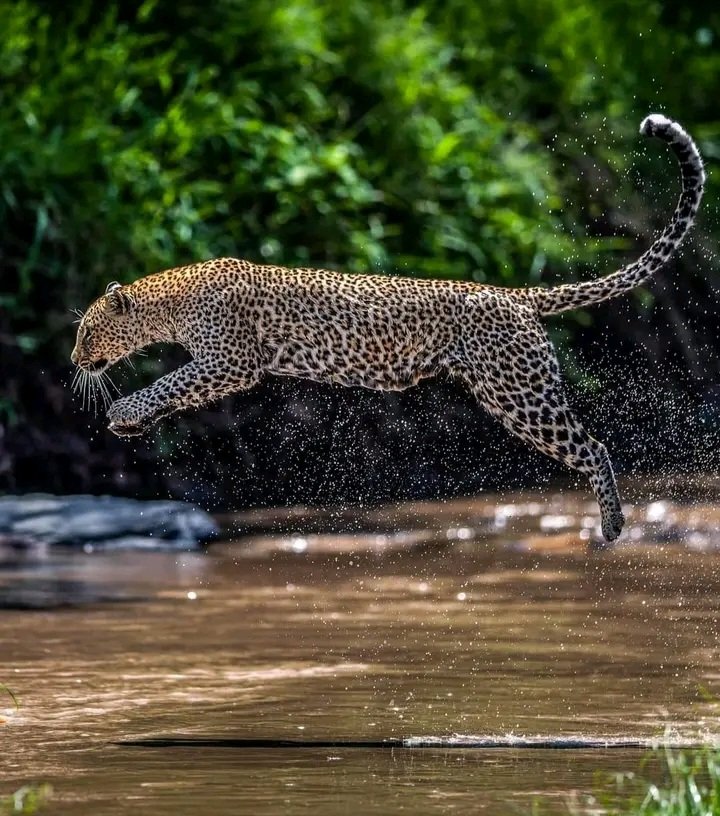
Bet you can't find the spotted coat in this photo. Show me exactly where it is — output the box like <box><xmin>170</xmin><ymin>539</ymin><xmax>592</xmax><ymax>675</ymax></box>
<box><xmin>71</xmin><ymin>115</ymin><xmax>705</xmax><ymax>541</ymax></box>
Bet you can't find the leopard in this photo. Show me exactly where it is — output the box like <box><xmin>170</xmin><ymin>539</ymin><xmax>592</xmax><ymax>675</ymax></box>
<box><xmin>71</xmin><ymin>114</ymin><xmax>705</xmax><ymax>542</ymax></box>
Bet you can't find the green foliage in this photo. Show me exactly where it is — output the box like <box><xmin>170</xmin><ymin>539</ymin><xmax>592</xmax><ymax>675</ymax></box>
<box><xmin>0</xmin><ymin>683</ymin><xmax>19</xmax><ymax>711</ymax></box>
<box><xmin>0</xmin><ymin>786</ymin><xmax>51</xmax><ymax>816</ymax></box>
<box><xmin>633</xmin><ymin>749</ymin><xmax>720</xmax><ymax>815</ymax></box>
<box><xmin>0</xmin><ymin>0</ymin><xmax>717</xmax><ymax>379</ymax></box>
<box><xmin>590</xmin><ymin>747</ymin><xmax>720</xmax><ymax>815</ymax></box>
<box><xmin>529</xmin><ymin>747</ymin><xmax>720</xmax><ymax>815</ymax></box>
<box><xmin>0</xmin><ymin>688</ymin><xmax>48</xmax><ymax>816</ymax></box>
<box><xmin>0</xmin><ymin>2</ymin><xmax>614</xmax><ymax>344</ymax></box>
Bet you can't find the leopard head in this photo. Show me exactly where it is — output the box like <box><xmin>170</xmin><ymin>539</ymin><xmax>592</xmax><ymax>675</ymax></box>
<box><xmin>71</xmin><ymin>282</ymin><xmax>139</xmax><ymax>373</ymax></box>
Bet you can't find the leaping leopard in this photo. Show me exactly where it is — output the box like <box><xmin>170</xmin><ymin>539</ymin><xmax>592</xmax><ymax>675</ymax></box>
<box><xmin>71</xmin><ymin>114</ymin><xmax>705</xmax><ymax>541</ymax></box>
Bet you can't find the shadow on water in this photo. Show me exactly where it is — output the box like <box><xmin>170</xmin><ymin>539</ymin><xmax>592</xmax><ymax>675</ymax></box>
<box><xmin>2</xmin><ymin>483</ymin><xmax>720</xmax><ymax>814</ymax></box>
<box><xmin>120</xmin><ymin>735</ymin><xmax>703</xmax><ymax>748</ymax></box>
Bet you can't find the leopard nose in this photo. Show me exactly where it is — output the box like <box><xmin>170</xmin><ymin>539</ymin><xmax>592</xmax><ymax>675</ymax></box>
<box><xmin>71</xmin><ymin>349</ymin><xmax>79</xmax><ymax>365</ymax></box>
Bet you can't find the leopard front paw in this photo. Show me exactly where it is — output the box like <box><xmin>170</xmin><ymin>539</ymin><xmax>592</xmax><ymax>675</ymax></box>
<box><xmin>107</xmin><ymin>398</ymin><xmax>153</xmax><ymax>438</ymax></box>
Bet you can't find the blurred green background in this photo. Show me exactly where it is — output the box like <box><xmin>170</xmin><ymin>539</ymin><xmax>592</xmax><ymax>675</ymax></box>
<box><xmin>0</xmin><ymin>0</ymin><xmax>718</xmax><ymax>506</ymax></box>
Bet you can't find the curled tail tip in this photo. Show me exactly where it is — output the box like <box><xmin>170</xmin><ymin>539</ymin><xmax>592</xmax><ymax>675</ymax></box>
<box><xmin>640</xmin><ymin>112</ymin><xmax>705</xmax><ymax>184</ymax></box>
<box><xmin>639</xmin><ymin>113</ymin><xmax>692</xmax><ymax>146</ymax></box>
<box><xmin>640</xmin><ymin>113</ymin><xmax>673</xmax><ymax>136</ymax></box>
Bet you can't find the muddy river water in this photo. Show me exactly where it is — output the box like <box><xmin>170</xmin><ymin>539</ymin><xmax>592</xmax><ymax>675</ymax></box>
<box><xmin>2</xmin><ymin>485</ymin><xmax>720</xmax><ymax>814</ymax></box>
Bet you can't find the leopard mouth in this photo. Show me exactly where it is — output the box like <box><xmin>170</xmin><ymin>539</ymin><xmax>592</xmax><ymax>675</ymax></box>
<box><xmin>79</xmin><ymin>358</ymin><xmax>109</xmax><ymax>373</ymax></box>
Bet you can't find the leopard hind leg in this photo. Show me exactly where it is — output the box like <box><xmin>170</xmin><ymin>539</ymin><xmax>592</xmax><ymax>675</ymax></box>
<box><xmin>458</xmin><ymin>325</ymin><xmax>625</xmax><ymax>541</ymax></box>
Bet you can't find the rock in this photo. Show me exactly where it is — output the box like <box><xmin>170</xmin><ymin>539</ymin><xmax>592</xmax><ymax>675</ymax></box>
<box><xmin>0</xmin><ymin>494</ymin><xmax>219</xmax><ymax>551</ymax></box>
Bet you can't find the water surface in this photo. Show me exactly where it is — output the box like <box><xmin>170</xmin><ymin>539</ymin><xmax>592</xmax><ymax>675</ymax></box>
<box><xmin>2</xmin><ymin>488</ymin><xmax>720</xmax><ymax>814</ymax></box>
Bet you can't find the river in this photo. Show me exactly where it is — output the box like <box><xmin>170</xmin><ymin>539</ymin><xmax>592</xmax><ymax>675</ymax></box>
<box><xmin>2</xmin><ymin>484</ymin><xmax>720</xmax><ymax>814</ymax></box>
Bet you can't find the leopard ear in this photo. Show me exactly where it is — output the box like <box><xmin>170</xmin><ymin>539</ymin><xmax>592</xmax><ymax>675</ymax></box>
<box><xmin>105</xmin><ymin>281</ymin><xmax>121</xmax><ymax>295</ymax></box>
<box><xmin>105</xmin><ymin>286</ymin><xmax>134</xmax><ymax>316</ymax></box>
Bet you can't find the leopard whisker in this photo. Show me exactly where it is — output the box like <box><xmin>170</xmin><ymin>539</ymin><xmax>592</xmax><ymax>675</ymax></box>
<box><xmin>85</xmin><ymin>373</ymin><xmax>95</xmax><ymax>414</ymax></box>
<box><xmin>73</xmin><ymin>369</ymin><xmax>84</xmax><ymax>403</ymax></box>
<box><xmin>78</xmin><ymin>371</ymin><xmax>88</xmax><ymax>411</ymax></box>
<box><xmin>95</xmin><ymin>380</ymin><xmax>109</xmax><ymax>410</ymax></box>
<box><xmin>70</xmin><ymin>365</ymin><xmax>118</xmax><ymax>414</ymax></box>
<box><xmin>84</xmin><ymin>373</ymin><xmax>92</xmax><ymax>413</ymax></box>
<box><xmin>97</xmin><ymin>373</ymin><xmax>114</xmax><ymax>407</ymax></box>
<box><xmin>91</xmin><ymin>373</ymin><xmax>106</xmax><ymax>414</ymax></box>
<box><xmin>102</xmin><ymin>371</ymin><xmax>121</xmax><ymax>395</ymax></box>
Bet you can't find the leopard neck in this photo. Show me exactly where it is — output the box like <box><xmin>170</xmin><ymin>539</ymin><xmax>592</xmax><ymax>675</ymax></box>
<box><xmin>128</xmin><ymin>268</ymin><xmax>184</xmax><ymax>347</ymax></box>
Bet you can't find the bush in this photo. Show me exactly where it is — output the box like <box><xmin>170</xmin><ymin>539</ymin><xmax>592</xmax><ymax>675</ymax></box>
<box><xmin>1</xmin><ymin>0</ymin><xmax>718</xmax><ymax>498</ymax></box>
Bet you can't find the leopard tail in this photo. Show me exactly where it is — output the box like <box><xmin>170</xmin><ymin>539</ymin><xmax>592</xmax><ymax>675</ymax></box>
<box><xmin>528</xmin><ymin>114</ymin><xmax>705</xmax><ymax>317</ymax></box>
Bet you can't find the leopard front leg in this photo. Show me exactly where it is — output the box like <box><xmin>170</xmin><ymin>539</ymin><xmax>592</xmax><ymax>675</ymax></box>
<box><xmin>107</xmin><ymin>359</ymin><xmax>259</xmax><ymax>437</ymax></box>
